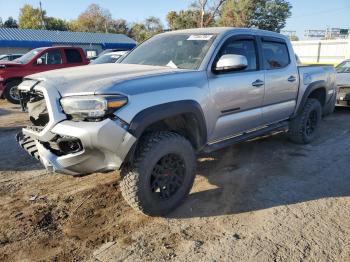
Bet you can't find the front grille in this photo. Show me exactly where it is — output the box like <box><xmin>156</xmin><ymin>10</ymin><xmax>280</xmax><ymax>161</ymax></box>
<box><xmin>338</xmin><ymin>86</ymin><xmax>350</xmax><ymax>101</ymax></box>
<box><xmin>21</xmin><ymin>90</ymin><xmax>50</xmax><ymax>128</ymax></box>
<box><xmin>16</xmin><ymin>132</ymin><xmax>40</xmax><ymax>160</ymax></box>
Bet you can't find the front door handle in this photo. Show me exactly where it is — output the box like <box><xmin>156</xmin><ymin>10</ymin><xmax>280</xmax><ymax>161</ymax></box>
<box><xmin>252</xmin><ymin>79</ymin><xmax>264</xmax><ymax>87</ymax></box>
<box><xmin>288</xmin><ymin>76</ymin><xmax>297</xmax><ymax>82</ymax></box>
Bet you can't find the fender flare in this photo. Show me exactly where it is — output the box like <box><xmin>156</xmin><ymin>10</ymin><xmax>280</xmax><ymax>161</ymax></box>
<box><xmin>294</xmin><ymin>80</ymin><xmax>327</xmax><ymax>116</ymax></box>
<box><xmin>129</xmin><ymin>100</ymin><xmax>207</xmax><ymax>146</ymax></box>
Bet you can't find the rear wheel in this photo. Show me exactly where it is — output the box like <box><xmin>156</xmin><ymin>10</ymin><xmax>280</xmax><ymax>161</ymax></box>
<box><xmin>120</xmin><ymin>131</ymin><xmax>196</xmax><ymax>216</ymax></box>
<box><xmin>3</xmin><ymin>80</ymin><xmax>21</xmax><ymax>104</ymax></box>
<box><xmin>288</xmin><ymin>98</ymin><xmax>322</xmax><ymax>144</ymax></box>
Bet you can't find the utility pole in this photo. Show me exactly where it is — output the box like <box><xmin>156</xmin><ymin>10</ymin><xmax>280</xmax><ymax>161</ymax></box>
<box><xmin>39</xmin><ymin>1</ymin><xmax>45</xmax><ymax>29</ymax></box>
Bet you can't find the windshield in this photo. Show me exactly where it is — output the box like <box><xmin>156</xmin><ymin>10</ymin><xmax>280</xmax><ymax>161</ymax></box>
<box><xmin>0</xmin><ymin>55</ymin><xmax>8</xmax><ymax>61</ymax></box>
<box><xmin>91</xmin><ymin>54</ymin><xmax>122</xmax><ymax>64</ymax></box>
<box><xmin>17</xmin><ymin>48</ymin><xmax>44</xmax><ymax>64</ymax></box>
<box><xmin>121</xmin><ymin>33</ymin><xmax>217</xmax><ymax>70</ymax></box>
<box><xmin>336</xmin><ymin>60</ymin><xmax>350</xmax><ymax>73</ymax></box>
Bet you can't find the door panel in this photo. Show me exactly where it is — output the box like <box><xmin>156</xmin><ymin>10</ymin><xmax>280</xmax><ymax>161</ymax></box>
<box><xmin>209</xmin><ymin>107</ymin><xmax>262</xmax><ymax>143</ymax></box>
<box><xmin>209</xmin><ymin>70</ymin><xmax>265</xmax><ymax>142</ymax></box>
<box><xmin>208</xmin><ymin>37</ymin><xmax>265</xmax><ymax>142</ymax></box>
<box><xmin>261</xmin><ymin>40</ymin><xmax>299</xmax><ymax>123</ymax></box>
<box><xmin>261</xmin><ymin>100</ymin><xmax>296</xmax><ymax>123</ymax></box>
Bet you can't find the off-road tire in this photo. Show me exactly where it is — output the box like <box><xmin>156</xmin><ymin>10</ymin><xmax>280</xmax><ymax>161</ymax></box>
<box><xmin>120</xmin><ymin>131</ymin><xmax>196</xmax><ymax>216</ymax></box>
<box><xmin>3</xmin><ymin>80</ymin><xmax>21</xmax><ymax>104</ymax></box>
<box><xmin>288</xmin><ymin>98</ymin><xmax>322</xmax><ymax>144</ymax></box>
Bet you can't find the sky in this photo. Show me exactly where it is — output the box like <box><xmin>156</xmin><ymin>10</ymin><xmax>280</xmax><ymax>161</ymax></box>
<box><xmin>0</xmin><ymin>0</ymin><xmax>349</xmax><ymax>39</ymax></box>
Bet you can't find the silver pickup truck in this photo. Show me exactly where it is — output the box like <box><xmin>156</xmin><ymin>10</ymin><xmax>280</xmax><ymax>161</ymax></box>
<box><xmin>17</xmin><ymin>28</ymin><xmax>336</xmax><ymax>216</ymax></box>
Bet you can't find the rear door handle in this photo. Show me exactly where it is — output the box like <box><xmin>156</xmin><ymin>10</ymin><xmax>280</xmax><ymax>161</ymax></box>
<box><xmin>287</xmin><ymin>76</ymin><xmax>297</xmax><ymax>82</ymax></box>
<box><xmin>252</xmin><ymin>79</ymin><xmax>264</xmax><ymax>87</ymax></box>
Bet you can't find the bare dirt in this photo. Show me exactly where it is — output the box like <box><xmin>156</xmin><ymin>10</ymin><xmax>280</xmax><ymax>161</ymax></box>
<box><xmin>1</xmin><ymin>99</ymin><xmax>350</xmax><ymax>262</ymax></box>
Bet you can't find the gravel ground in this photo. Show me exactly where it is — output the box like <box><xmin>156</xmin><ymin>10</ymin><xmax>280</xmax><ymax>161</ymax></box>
<box><xmin>1</xmin><ymin>100</ymin><xmax>350</xmax><ymax>262</ymax></box>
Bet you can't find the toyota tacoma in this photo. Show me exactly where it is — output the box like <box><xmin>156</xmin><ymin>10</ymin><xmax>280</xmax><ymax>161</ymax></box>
<box><xmin>17</xmin><ymin>28</ymin><xmax>336</xmax><ymax>216</ymax></box>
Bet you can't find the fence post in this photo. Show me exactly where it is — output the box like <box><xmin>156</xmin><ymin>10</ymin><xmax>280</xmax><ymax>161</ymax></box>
<box><xmin>317</xmin><ymin>41</ymin><xmax>321</xmax><ymax>63</ymax></box>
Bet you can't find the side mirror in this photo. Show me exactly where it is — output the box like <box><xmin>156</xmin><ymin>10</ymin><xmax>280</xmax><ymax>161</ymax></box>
<box><xmin>215</xmin><ymin>54</ymin><xmax>248</xmax><ymax>72</ymax></box>
<box><xmin>36</xmin><ymin>58</ymin><xmax>43</xmax><ymax>65</ymax></box>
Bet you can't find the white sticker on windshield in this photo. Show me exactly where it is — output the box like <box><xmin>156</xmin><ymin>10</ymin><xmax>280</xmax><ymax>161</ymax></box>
<box><xmin>166</xmin><ymin>60</ymin><xmax>178</xmax><ymax>69</ymax></box>
<box><xmin>187</xmin><ymin>35</ymin><xmax>213</xmax><ymax>41</ymax></box>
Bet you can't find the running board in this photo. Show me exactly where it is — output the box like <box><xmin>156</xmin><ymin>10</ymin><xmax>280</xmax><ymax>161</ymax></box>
<box><xmin>202</xmin><ymin>121</ymin><xmax>289</xmax><ymax>153</ymax></box>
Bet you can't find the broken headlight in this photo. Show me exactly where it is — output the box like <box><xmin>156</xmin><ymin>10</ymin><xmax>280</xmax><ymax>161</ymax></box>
<box><xmin>60</xmin><ymin>95</ymin><xmax>128</xmax><ymax>121</ymax></box>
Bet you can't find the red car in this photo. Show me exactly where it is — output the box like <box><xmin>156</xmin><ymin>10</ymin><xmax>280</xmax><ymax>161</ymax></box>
<box><xmin>0</xmin><ymin>46</ymin><xmax>89</xmax><ymax>104</ymax></box>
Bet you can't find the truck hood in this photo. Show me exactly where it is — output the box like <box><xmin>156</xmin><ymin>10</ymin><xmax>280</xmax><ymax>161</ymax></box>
<box><xmin>28</xmin><ymin>64</ymin><xmax>187</xmax><ymax>96</ymax></box>
<box><xmin>0</xmin><ymin>61</ymin><xmax>23</xmax><ymax>68</ymax></box>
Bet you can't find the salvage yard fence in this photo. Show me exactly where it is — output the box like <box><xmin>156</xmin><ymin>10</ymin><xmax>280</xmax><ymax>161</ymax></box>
<box><xmin>292</xmin><ymin>38</ymin><xmax>350</xmax><ymax>66</ymax></box>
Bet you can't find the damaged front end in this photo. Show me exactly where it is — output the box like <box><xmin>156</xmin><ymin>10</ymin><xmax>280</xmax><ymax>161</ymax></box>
<box><xmin>16</xmin><ymin>80</ymin><xmax>136</xmax><ymax>176</ymax></box>
<box><xmin>336</xmin><ymin>85</ymin><xmax>350</xmax><ymax>107</ymax></box>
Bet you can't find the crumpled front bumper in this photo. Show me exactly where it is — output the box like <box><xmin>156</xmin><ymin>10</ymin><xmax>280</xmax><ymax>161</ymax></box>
<box><xmin>17</xmin><ymin>119</ymin><xmax>136</xmax><ymax>176</ymax></box>
<box><xmin>336</xmin><ymin>86</ymin><xmax>350</xmax><ymax>107</ymax></box>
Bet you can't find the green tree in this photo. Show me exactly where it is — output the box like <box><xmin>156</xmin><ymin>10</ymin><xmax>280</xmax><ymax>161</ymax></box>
<box><xmin>219</xmin><ymin>0</ymin><xmax>291</xmax><ymax>32</ymax></box>
<box><xmin>249</xmin><ymin>0</ymin><xmax>292</xmax><ymax>32</ymax></box>
<box><xmin>129</xmin><ymin>23</ymin><xmax>148</xmax><ymax>43</ymax></box>
<box><xmin>167</xmin><ymin>0</ymin><xmax>224</xmax><ymax>30</ymax></box>
<box><xmin>129</xmin><ymin>16</ymin><xmax>163</xmax><ymax>43</ymax></box>
<box><xmin>218</xmin><ymin>0</ymin><xmax>257</xmax><ymax>27</ymax></box>
<box><xmin>191</xmin><ymin>0</ymin><xmax>226</xmax><ymax>27</ymax></box>
<box><xmin>111</xmin><ymin>19</ymin><xmax>129</xmax><ymax>34</ymax></box>
<box><xmin>0</xmin><ymin>18</ymin><xmax>3</xmax><ymax>28</ymax></box>
<box><xmin>166</xmin><ymin>10</ymin><xmax>200</xmax><ymax>30</ymax></box>
<box><xmin>18</xmin><ymin>4</ymin><xmax>45</xmax><ymax>29</ymax></box>
<box><xmin>3</xmin><ymin>17</ymin><xmax>18</xmax><ymax>28</ymax></box>
<box><xmin>144</xmin><ymin>16</ymin><xmax>163</xmax><ymax>33</ymax></box>
<box><xmin>45</xmin><ymin>17</ymin><xmax>68</xmax><ymax>31</ymax></box>
<box><xmin>72</xmin><ymin>4</ymin><xmax>113</xmax><ymax>33</ymax></box>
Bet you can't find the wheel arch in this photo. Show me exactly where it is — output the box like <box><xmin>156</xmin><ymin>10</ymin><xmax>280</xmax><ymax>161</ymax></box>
<box><xmin>1</xmin><ymin>77</ymin><xmax>23</xmax><ymax>99</ymax></box>
<box><xmin>128</xmin><ymin>100</ymin><xmax>207</xmax><ymax>151</ymax></box>
<box><xmin>295</xmin><ymin>80</ymin><xmax>327</xmax><ymax>116</ymax></box>
<box><xmin>4</xmin><ymin>77</ymin><xmax>23</xmax><ymax>86</ymax></box>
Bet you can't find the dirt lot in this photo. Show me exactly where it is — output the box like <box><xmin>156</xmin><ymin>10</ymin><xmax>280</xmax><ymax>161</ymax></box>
<box><xmin>1</xmin><ymin>99</ymin><xmax>350</xmax><ymax>262</ymax></box>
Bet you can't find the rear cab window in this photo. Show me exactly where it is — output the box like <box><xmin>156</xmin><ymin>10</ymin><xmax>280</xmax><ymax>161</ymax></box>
<box><xmin>262</xmin><ymin>40</ymin><xmax>290</xmax><ymax>70</ymax></box>
<box><xmin>64</xmin><ymin>49</ymin><xmax>83</xmax><ymax>64</ymax></box>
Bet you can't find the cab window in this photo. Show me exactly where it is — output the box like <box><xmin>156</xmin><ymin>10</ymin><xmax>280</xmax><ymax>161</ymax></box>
<box><xmin>217</xmin><ymin>38</ymin><xmax>258</xmax><ymax>71</ymax></box>
<box><xmin>262</xmin><ymin>41</ymin><xmax>290</xmax><ymax>70</ymax></box>
<box><xmin>65</xmin><ymin>49</ymin><xmax>83</xmax><ymax>63</ymax></box>
<box><xmin>37</xmin><ymin>50</ymin><xmax>63</xmax><ymax>65</ymax></box>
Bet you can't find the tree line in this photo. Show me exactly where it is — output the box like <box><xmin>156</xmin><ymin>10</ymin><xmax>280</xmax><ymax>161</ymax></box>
<box><xmin>0</xmin><ymin>0</ymin><xmax>292</xmax><ymax>43</ymax></box>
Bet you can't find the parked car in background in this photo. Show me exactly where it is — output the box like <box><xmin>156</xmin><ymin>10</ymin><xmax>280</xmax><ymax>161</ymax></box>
<box><xmin>335</xmin><ymin>59</ymin><xmax>350</xmax><ymax>107</ymax></box>
<box><xmin>17</xmin><ymin>28</ymin><xmax>336</xmax><ymax>216</ymax></box>
<box><xmin>98</xmin><ymin>49</ymin><xmax>131</xmax><ymax>57</ymax></box>
<box><xmin>0</xmin><ymin>46</ymin><xmax>89</xmax><ymax>104</ymax></box>
<box><xmin>90</xmin><ymin>51</ymin><xmax>129</xmax><ymax>64</ymax></box>
<box><xmin>0</xmin><ymin>54</ymin><xmax>23</xmax><ymax>61</ymax></box>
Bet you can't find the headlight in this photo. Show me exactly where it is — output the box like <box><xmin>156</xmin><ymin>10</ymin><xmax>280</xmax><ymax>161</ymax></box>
<box><xmin>60</xmin><ymin>95</ymin><xmax>128</xmax><ymax>120</ymax></box>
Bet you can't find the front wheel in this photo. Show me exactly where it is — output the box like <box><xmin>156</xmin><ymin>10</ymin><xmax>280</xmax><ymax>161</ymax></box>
<box><xmin>3</xmin><ymin>80</ymin><xmax>21</xmax><ymax>104</ymax></box>
<box><xmin>288</xmin><ymin>98</ymin><xmax>322</xmax><ymax>144</ymax></box>
<box><xmin>120</xmin><ymin>132</ymin><xmax>196</xmax><ymax>216</ymax></box>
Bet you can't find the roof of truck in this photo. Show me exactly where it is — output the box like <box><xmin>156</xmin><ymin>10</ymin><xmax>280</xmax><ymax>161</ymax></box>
<box><xmin>164</xmin><ymin>27</ymin><xmax>288</xmax><ymax>39</ymax></box>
